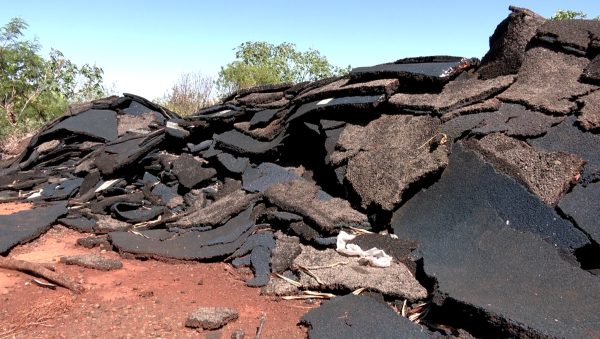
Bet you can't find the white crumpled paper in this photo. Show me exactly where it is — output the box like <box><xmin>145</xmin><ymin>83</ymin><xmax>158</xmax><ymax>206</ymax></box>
<box><xmin>336</xmin><ymin>231</ymin><xmax>393</xmax><ymax>268</ymax></box>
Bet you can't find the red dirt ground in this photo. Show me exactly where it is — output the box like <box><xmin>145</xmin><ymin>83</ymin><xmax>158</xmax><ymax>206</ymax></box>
<box><xmin>0</xmin><ymin>203</ymin><xmax>315</xmax><ymax>338</ymax></box>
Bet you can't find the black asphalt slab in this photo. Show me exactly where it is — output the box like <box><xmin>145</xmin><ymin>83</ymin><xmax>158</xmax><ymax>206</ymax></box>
<box><xmin>393</xmin><ymin>143</ymin><xmax>588</xmax><ymax>251</ymax></box>
<box><xmin>242</xmin><ymin>162</ymin><xmax>301</xmax><ymax>193</ymax></box>
<box><xmin>477</xmin><ymin>6</ymin><xmax>545</xmax><ymax>79</ymax></box>
<box><xmin>582</xmin><ymin>54</ymin><xmax>600</xmax><ymax>84</ymax></box>
<box><xmin>530</xmin><ymin>115</ymin><xmax>600</xmax><ymax>179</ymax></box>
<box><xmin>287</xmin><ymin>95</ymin><xmax>383</xmax><ymax>122</ymax></box>
<box><xmin>249</xmin><ymin>109</ymin><xmax>279</xmax><ymax>128</ymax></box>
<box><xmin>109</xmin><ymin>207</ymin><xmax>255</xmax><ymax>260</ymax></box>
<box><xmin>171</xmin><ymin>154</ymin><xmax>216</xmax><ymax>189</ymax></box>
<box><xmin>41</xmin><ymin>109</ymin><xmax>118</xmax><ymax>142</ymax></box>
<box><xmin>392</xmin><ymin>144</ymin><xmax>600</xmax><ymax>338</ymax></box>
<box><xmin>535</xmin><ymin>19</ymin><xmax>600</xmax><ymax>55</ymax></box>
<box><xmin>110</xmin><ymin>202</ymin><xmax>165</xmax><ymax>223</ymax></box>
<box><xmin>558</xmin><ymin>181</ymin><xmax>600</xmax><ymax>244</ymax></box>
<box><xmin>301</xmin><ymin>294</ymin><xmax>432</xmax><ymax>339</ymax></box>
<box><xmin>94</xmin><ymin>132</ymin><xmax>165</xmax><ymax>175</ymax></box>
<box><xmin>350</xmin><ymin>56</ymin><xmax>463</xmax><ymax>82</ymax></box>
<box><xmin>227</xmin><ymin>232</ymin><xmax>275</xmax><ymax>287</ymax></box>
<box><xmin>216</xmin><ymin>153</ymin><xmax>249</xmax><ymax>174</ymax></box>
<box><xmin>213</xmin><ymin>129</ymin><xmax>285</xmax><ymax>156</ymax></box>
<box><xmin>441</xmin><ymin>103</ymin><xmax>563</xmax><ymax>140</ymax></box>
<box><xmin>0</xmin><ymin>202</ymin><xmax>68</xmax><ymax>254</ymax></box>
<box><xmin>0</xmin><ymin>9</ymin><xmax>599</xmax><ymax>337</ymax></box>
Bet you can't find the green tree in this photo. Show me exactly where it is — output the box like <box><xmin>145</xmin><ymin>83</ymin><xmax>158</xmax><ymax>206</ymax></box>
<box><xmin>0</xmin><ymin>17</ymin><xmax>105</xmax><ymax>137</ymax></box>
<box><xmin>216</xmin><ymin>41</ymin><xmax>350</xmax><ymax>95</ymax></box>
<box><xmin>550</xmin><ymin>9</ymin><xmax>599</xmax><ymax>20</ymax></box>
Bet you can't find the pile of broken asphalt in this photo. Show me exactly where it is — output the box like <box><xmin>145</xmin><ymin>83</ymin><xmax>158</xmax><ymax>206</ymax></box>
<box><xmin>1</xmin><ymin>6</ymin><xmax>600</xmax><ymax>338</ymax></box>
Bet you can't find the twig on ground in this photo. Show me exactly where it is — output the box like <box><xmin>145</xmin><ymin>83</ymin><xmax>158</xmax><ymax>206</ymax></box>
<box><xmin>273</xmin><ymin>273</ymin><xmax>302</xmax><ymax>287</ymax></box>
<box><xmin>0</xmin><ymin>256</ymin><xmax>84</xmax><ymax>293</ymax></box>
<box><xmin>255</xmin><ymin>312</ymin><xmax>267</xmax><ymax>339</ymax></box>
<box><xmin>281</xmin><ymin>291</ymin><xmax>336</xmax><ymax>300</ymax></box>
<box><xmin>417</xmin><ymin>133</ymin><xmax>448</xmax><ymax>150</ymax></box>
<box><xmin>302</xmin><ymin>261</ymin><xmax>349</xmax><ymax>270</ymax></box>
<box><xmin>297</xmin><ymin>265</ymin><xmax>324</xmax><ymax>285</ymax></box>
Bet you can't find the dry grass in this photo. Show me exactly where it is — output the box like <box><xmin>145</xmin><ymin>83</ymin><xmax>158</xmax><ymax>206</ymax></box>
<box><xmin>0</xmin><ymin>295</ymin><xmax>74</xmax><ymax>338</ymax></box>
<box><xmin>0</xmin><ymin>131</ymin><xmax>33</xmax><ymax>159</ymax></box>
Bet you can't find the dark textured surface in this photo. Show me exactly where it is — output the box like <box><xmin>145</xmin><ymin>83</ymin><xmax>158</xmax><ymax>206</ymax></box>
<box><xmin>301</xmin><ymin>294</ymin><xmax>432</xmax><ymax>339</ymax></box>
<box><xmin>392</xmin><ymin>144</ymin><xmax>588</xmax><ymax>251</ymax></box>
<box><xmin>249</xmin><ymin>109</ymin><xmax>279</xmax><ymax>128</ymax></box>
<box><xmin>469</xmin><ymin>133</ymin><xmax>584</xmax><ymax>205</ymax></box>
<box><xmin>294</xmin><ymin>246</ymin><xmax>427</xmax><ymax>299</ymax></box>
<box><xmin>0</xmin><ymin>202</ymin><xmax>68</xmax><ymax>254</ymax></box>
<box><xmin>270</xmin><ymin>232</ymin><xmax>301</xmax><ymax>273</ymax></box>
<box><xmin>59</xmin><ymin>216</ymin><xmax>97</xmax><ymax>233</ymax></box>
<box><xmin>530</xmin><ymin>115</ymin><xmax>600</xmax><ymax>179</ymax></box>
<box><xmin>228</xmin><ymin>232</ymin><xmax>275</xmax><ymax>287</ymax></box>
<box><xmin>350</xmin><ymin>56</ymin><xmax>462</xmax><ymax>83</ymax></box>
<box><xmin>122</xmin><ymin>100</ymin><xmax>159</xmax><ymax>116</ymax></box>
<box><xmin>498</xmin><ymin>46</ymin><xmax>594</xmax><ymax>114</ymax></box>
<box><xmin>264</xmin><ymin>179</ymin><xmax>368</xmax><ymax>232</ymax></box>
<box><xmin>171</xmin><ymin>154</ymin><xmax>216</xmax><ymax>189</ymax></box>
<box><xmin>76</xmin><ymin>236</ymin><xmax>110</xmax><ymax>249</ymax></box>
<box><xmin>235</xmin><ymin>91</ymin><xmax>284</xmax><ymax>107</ymax></box>
<box><xmin>287</xmin><ymin>95</ymin><xmax>382</xmax><ymax>122</ymax></box>
<box><xmin>348</xmin><ymin>233</ymin><xmax>418</xmax><ymax>262</ymax></box>
<box><xmin>577</xmin><ymin>89</ymin><xmax>600</xmax><ymax>130</ymax></box>
<box><xmin>389</xmin><ymin>75</ymin><xmax>515</xmax><ymax>114</ymax></box>
<box><xmin>392</xmin><ymin>145</ymin><xmax>600</xmax><ymax>338</ymax></box>
<box><xmin>558</xmin><ymin>181</ymin><xmax>600</xmax><ymax>244</ymax></box>
<box><xmin>109</xmin><ymin>207</ymin><xmax>255</xmax><ymax>260</ymax></box>
<box><xmin>110</xmin><ymin>202</ymin><xmax>164</xmax><ymax>223</ymax></box>
<box><xmin>535</xmin><ymin>19</ymin><xmax>600</xmax><ymax>55</ymax></box>
<box><xmin>41</xmin><ymin>109</ymin><xmax>118</xmax><ymax>142</ymax></box>
<box><xmin>216</xmin><ymin>153</ymin><xmax>249</xmax><ymax>174</ymax></box>
<box><xmin>213</xmin><ymin>129</ymin><xmax>285</xmax><ymax>156</ymax></box>
<box><xmin>242</xmin><ymin>163</ymin><xmax>300</xmax><ymax>193</ymax></box>
<box><xmin>93</xmin><ymin>132</ymin><xmax>165</xmax><ymax>175</ymax></box>
<box><xmin>166</xmin><ymin>190</ymin><xmax>258</xmax><ymax>228</ymax></box>
<box><xmin>582</xmin><ymin>54</ymin><xmax>600</xmax><ymax>84</ymax></box>
<box><xmin>0</xmin><ymin>9</ymin><xmax>598</xmax><ymax>336</ymax></box>
<box><xmin>478</xmin><ymin>6</ymin><xmax>546</xmax><ymax>79</ymax></box>
<box><xmin>440</xmin><ymin>98</ymin><xmax>502</xmax><ymax>122</ymax></box>
<box><xmin>38</xmin><ymin>178</ymin><xmax>84</xmax><ymax>201</ymax></box>
<box><xmin>441</xmin><ymin>103</ymin><xmax>563</xmax><ymax>140</ymax></box>
<box><xmin>293</xmin><ymin>78</ymin><xmax>399</xmax><ymax>104</ymax></box>
<box><xmin>331</xmin><ymin>114</ymin><xmax>448</xmax><ymax>211</ymax></box>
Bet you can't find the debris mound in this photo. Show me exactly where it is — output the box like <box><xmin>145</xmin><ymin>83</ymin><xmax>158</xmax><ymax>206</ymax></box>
<box><xmin>1</xmin><ymin>7</ymin><xmax>599</xmax><ymax>338</ymax></box>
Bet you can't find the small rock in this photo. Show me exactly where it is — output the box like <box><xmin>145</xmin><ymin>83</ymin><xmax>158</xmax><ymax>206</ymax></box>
<box><xmin>205</xmin><ymin>331</ymin><xmax>222</xmax><ymax>339</ymax></box>
<box><xmin>185</xmin><ymin>307</ymin><xmax>239</xmax><ymax>330</ymax></box>
<box><xmin>76</xmin><ymin>236</ymin><xmax>110</xmax><ymax>249</ymax></box>
<box><xmin>60</xmin><ymin>254</ymin><xmax>123</xmax><ymax>271</ymax></box>
<box><xmin>230</xmin><ymin>329</ymin><xmax>245</xmax><ymax>339</ymax></box>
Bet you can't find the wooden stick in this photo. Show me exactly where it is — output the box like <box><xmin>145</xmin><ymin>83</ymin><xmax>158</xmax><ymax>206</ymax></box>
<box><xmin>0</xmin><ymin>256</ymin><xmax>84</xmax><ymax>294</ymax></box>
<box><xmin>255</xmin><ymin>312</ymin><xmax>266</xmax><ymax>339</ymax></box>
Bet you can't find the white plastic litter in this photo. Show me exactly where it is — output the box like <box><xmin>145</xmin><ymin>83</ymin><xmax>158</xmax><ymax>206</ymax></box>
<box><xmin>94</xmin><ymin>179</ymin><xmax>121</xmax><ymax>193</ymax></box>
<box><xmin>26</xmin><ymin>189</ymin><xmax>43</xmax><ymax>200</ymax></box>
<box><xmin>336</xmin><ymin>231</ymin><xmax>393</xmax><ymax>268</ymax></box>
<box><xmin>317</xmin><ymin>98</ymin><xmax>334</xmax><ymax>106</ymax></box>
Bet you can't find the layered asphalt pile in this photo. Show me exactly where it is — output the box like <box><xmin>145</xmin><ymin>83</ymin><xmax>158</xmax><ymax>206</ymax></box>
<box><xmin>1</xmin><ymin>6</ymin><xmax>600</xmax><ymax>338</ymax></box>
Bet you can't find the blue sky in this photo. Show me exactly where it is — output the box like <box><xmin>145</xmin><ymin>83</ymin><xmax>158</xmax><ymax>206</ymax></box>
<box><xmin>1</xmin><ymin>1</ymin><xmax>598</xmax><ymax>99</ymax></box>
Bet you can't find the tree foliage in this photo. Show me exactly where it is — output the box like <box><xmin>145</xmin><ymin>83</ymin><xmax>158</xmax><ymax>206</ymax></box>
<box><xmin>550</xmin><ymin>9</ymin><xmax>598</xmax><ymax>20</ymax></box>
<box><xmin>159</xmin><ymin>71</ymin><xmax>216</xmax><ymax>115</ymax></box>
<box><xmin>216</xmin><ymin>41</ymin><xmax>350</xmax><ymax>95</ymax></box>
<box><xmin>0</xmin><ymin>17</ymin><xmax>105</xmax><ymax>138</ymax></box>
